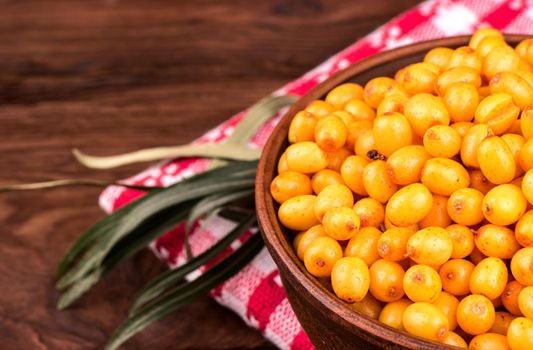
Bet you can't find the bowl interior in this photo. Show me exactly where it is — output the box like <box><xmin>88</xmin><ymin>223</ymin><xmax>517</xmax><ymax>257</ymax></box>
<box><xmin>256</xmin><ymin>35</ymin><xmax>527</xmax><ymax>349</ymax></box>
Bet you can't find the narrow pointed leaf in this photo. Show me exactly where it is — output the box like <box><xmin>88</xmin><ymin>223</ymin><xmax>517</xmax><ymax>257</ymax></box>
<box><xmin>105</xmin><ymin>233</ymin><xmax>263</xmax><ymax>350</ymax></box>
<box><xmin>129</xmin><ymin>213</ymin><xmax>256</xmax><ymax>315</ymax></box>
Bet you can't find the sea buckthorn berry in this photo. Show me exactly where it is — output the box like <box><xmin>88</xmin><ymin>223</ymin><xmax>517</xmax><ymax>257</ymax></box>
<box><xmin>469</xmin><ymin>27</ymin><xmax>503</xmax><ymax>50</ymax></box>
<box><xmin>277</xmin><ymin>150</ymin><xmax>290</xmax><ymax>174</ymax></box>
<box><xmin>362</xmin><ymin>160</ymin><xmax>398</xmax><ymax>204</ymax></box>
<box><xmin>296</xmin><ymin>225</ymin><xmax>327</xmax><ymax>261</ymax></box>
<box><xmin>474</xmin><ymin>93</ymin><xmax>519</xmax><ymax>136</ymax></box>
<box><xmin>423</xmin><ymin>125</ymin><xmax>461</xmax><ymax>158</ymax></box>
<box><xmin>511</xmin><ymin>247</ymin><xmax>533</xmax><ymax>286</ymax></box>
<box><xmin>303</xmin><ymin>236</ymin><xmax>343</xmax><ymax>277</ymax></box>
<box><xmin>441</xmin><ymin>331</ymin><xmax>467</xmax><ymax>348</ymax></box>
<box><xmin>340</xmin><ymin>155</ymin><xmax>368</xmax><ymax>196</ymax></box>
<box><xmin>477</xmin><ymin>35</ymin><xmax>507</xmax><ymax>58</ymax></box>
<box><xmin>314</xmin><ymin>115</ymin><xmax>348</xmax><ymax>152</ymax></box>
<box><xmin>385</xmin><ymin>183</ymin><xmax>433</xmax><ymax>227</ymax></box>
<box><xmin>406</xmin><ymin>227</ymin><xmax>453</xmax><ymax>266</ymax></box>
<box><xmin>322</xmin><ymin>207</ymin><xmax>360</xmax><ymax>241</ymax></box>
<box><xmin>490</xmin><ymin>311</ymin><xmax>516</xmax><ymax>335</ymax></box>
<box><xmin>470</xmin><ymin>246</ymin><xmax>488</xmax><ymax>266</ymax></box>
<box><xmin>311</xmin><ymin>169</ymin><xmax>344</xmax><ymax>194</ymax></box>
<box><xmin>369</xmin><ymin>259</ymin><xmax>405</xmax><ymax>302</ymax></box>
<box><xmin>332</xmin><ymin>110</ymin><xmax>355</xmax><ymax>126</ymax></box>
<box><xmin>503</xmin><ymin>281</ymin><xmax>525</xmax><ymax>316</ymax></box>
<box><xmin>519</xmin><ymin>138</ymin><xmax>533</xmax><ymax>171</ymax></box>
<box><xmin>305</xmin><ymin>100</ymin><xmax>335</xmax><ymax>118</ymax></box>
<box><xmin>286</xmin><ymin>141</ymin><xmax>327</xmax><ymax>173</ymax></box>
<box><xmin>419</xmin><ymin>194</ymin><xmax>451</xmax><ymax>229</ymax></box>
<box><xmin>490</xmin><ymin>71</ymin><xmax>533</xmax><ymax>109</ymax></box>
<box><xmin>516</xmin><ymin>39</ymin><xmax>533</xmax><ymax>63</ymax></box>
<box><xmin>373</xmin><ymin>112</ymin><xmax>413</xmax><ymax>157</ymax></box>
<box><xmin>457</xmin><ymin>294</ymin><xmax>495</xmax><ymax>335</ymax></box>
<box><xmin>402</xmin><ymin>302</ymin><xmax>449</xmax><ymax>341</ymax></box>
<box><xmin>383</xmin><ymin>81</ymin><xmax>410</xmax><ymax>99</ymax></box>
<box><xmin>386</xmin><ymin>145</ymin><xmax>430</xmax><ymax>185</ymax></box>
<box><xmin>288</xmin><ymin>111</ymin><xmax>317</xmax><ymax>143</ymax></box>
<box><xmin>424</xmin><ymin>47</ymin><xmax>453</xmax><ymax>70</ymax></box>
<box><xmin>516</xmin><ymin>210</ymin><xmax>533</xmax><ymax>247</ymax></box>
<box><xmin>331</xmin><ymin>257</ymin><xmax>370</xmax><ymax>303</ymax></box>
<box><xmin>325</xmin><ymin>83</ymin><xmax>364</xmax><ymax>109</ymax></box>
<box><xmin>521</xmin><ymin>106</ymin><xmax>533</xmax><ymax>140</ymax></box>
<box><xmin>447</xmin><ymin>188</ymin><xmax>484</xmax><ymax>226</ymax></box>
<box><xmin>518</xmin><ymin>286</ymin><xmax>533</xmax><ymax>319</ymax></box>
<box><xmin>519</xmin><ymin>69</ymin><xmax>533</xmax><ymax>87</ymax></box>
<box><xmin>270</xmin><ymin>171</ymin><xmax>313</xmax><ymax>204</ymax></box>
<box><xmin>344</xmin><ymin>226</ymin><xmax>381</xmax><ymax>266</ymax></box>
<box><xmin>508</xmin><ymin>317</ymin><xmax>533</xmax><ymax>350</ymax></box>
<box><xmin>470</xmin><ymin>257</ymin><xmax>508</xmax><ymax>299</ymax></box>
<box><xmin>376</xmin><ymin>93</ymin><xmax>407</xmax><ymax>116</ymax></box>
<box><xmin>325</xmin><ymin>147</ymin><xmax>352</xmax><ymax>172</ymax></box>
<box><xmin>461</xmin><ymin>123</ymin><xmax>494</xmax><ymax>168</ymax></box>
<box><xmin>446</xmin><ymin>225</ymin><xmax>475</xmax><ymax>259</ymax></box>
<box><xmin>378</xmin><ymin>299</ymin><xmax>412</xmax><ymax>330</ymax></box>
<box><xmin>474</xmin><ymin>224</ymin><xmax>521</xmax><ymax>259</ymax></box>
<box><xmin>421</xmin><ymin>158</ymin><xmax>470</xmax><ymax>196</ymax></box>
<box><xmin>470</xmin><ymin>170</ymin><xmax>496</xmax><ymax>195</ymax></box>
<box><xmin>483</xmin><ymin>45</ymin><xmax>522</xmax><ymax>80</ymax></box>
<box><xmin>347</xmin><ymin>293</ymin><xmax>383</xmax><ymax>319</ymax></box>
<box><xmin>439</xmin><ymin>259</ymin><xmax>475</xmax><ymax>296</ymax></box>
<box><xmin>278</xmin><ymin>195</ymin><xmax>320</xmax><ymax>231</ymax></box>
<box><xmin>404</xmin><ymin>93</ymin><xmax>450</xmax><ymax>138</ymax></box>
<box><xmin>502</xmin><ymin>133</ymin><xmax>526</xmax><ymax>178</ymax></box>
<box><xmin>314</xmin><ymin>184</ymin><xmax>354</xmax><ymax>222</ymax></box>
<box><xmin>432</xmin><ymin>291</ymin><xmax>459</xmax><ymax>331</ymax></box>
<box><xmin>443</xmin><ymin>82</ymin><xmax>479</xmax><ymax>122</ymax></box>
<box><xmin>352</xmin><ymin>198</ymin><xmax>384</xmax><ymax>228</ymax></box>
<box><xmin>396</xmin><ymin>62</ymin><xmax>438</xmax><ymax>95</ymax></box>
<box><xmin>477</xmin><ymin>136</ymin><xmax>516</xmax><ymax>184</ymax></box>
<box><xmin>450</xmin><ymin>121</ymin><xmax>474</xmax><ymax>137</ymax></box>
<box><xmin>345</xmin><ymin>119</ymin><xmax>372</xmax><ymax>149</ymax></box>
<box><xmin>363</xmin><ymin>77</ymin><xmax>396</xmax><ymax>109</ymax></box>
<box><xmin>446</xmin><ymin>46</ymin><xmax>482</xmax><ymax>73</ymax></box>
<box><xmin>344</xmin><ymin>98</ymin><xmax>376</xmax><ymax>121</ymax></box>
<box><xmin>354</xmin><ymin>130</ymin><xmax>376</xmax><ymax>161</ymax></box>
<box><xmin>482</xmin><ymin>184</ymin><xmax>527</xmax><ymax>226</ymax></box>
<box><xmin>435</xmin><ymin>66</ymin><xmax>482</xmax><ymax>95</ymax></box>
<box><xmin>404</xmin><ymin>264</ymin><xmax>442</xmax><ymax>302</ymax></box>
<box><xmin>384</xmin><ymin>216</ymin><xmax>419</xmax><ymax>232</ymax></box>
<box><xmin>469</xmin><ymin>333</ymin><xmax>510</xmax><ymax>350</ymax></box>
<box><xmin>377</xmin><ymin>227</ymin><xmax>415</xmax><ymax>261</ymax></box>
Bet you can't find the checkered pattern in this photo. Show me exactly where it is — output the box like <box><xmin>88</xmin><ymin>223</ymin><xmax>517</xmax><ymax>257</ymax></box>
<box><xmin>99</xmin><ymin>1</ymin><xmax>533</xmax><ymax>348</ymax></box>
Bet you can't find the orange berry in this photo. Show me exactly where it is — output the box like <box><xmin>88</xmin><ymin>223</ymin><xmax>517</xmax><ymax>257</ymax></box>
<box><xmin>303</xmin><ymin>236</ymin><xmax>343</xmax><ymax>277</ymax></box>
<box><xmin>482</xmin><ymin>184</ymin><xmax>527</xmax><ymax>226</ymax></box>
<box><xmin>377</xmin><ymin>227</ymin><xmax>415</xmax><ymax>262</ymax></box>
<box><xmin>474</xmin><ymin>224</ymin><xmax>521</xmax><ymax>259</ymax></box>
<box><xmin>511</xmin><ymin>247</ymin><xmax>533</xmax><ymax>286</ymax></box>
<box><xmin>340</xmin><ymin>155</ymin><xmax>368</xmax><ymax>196</ymax></box>
<box><xmin>311</xmin><ymin>169</ymin><xmax>344</xmax><ymax>194</ymax></box>
<box><xmin>369</xmin><ymin>259</ymin><xmax>405</xmax><ymax>302</ymax></box>
<box><xmin>477</xmin><ymin>135</ymin><xmax>516</xmax><ymax>184</ymax></box>
<box><xmin>322</xmin><ymin>207</ymin><xmax>360</xmax><ymax>241</ymax></box>
<box><xmin>352</xmin><ymin>198</ymin><xmax>385</xmax><ymax>228</ymax></box>
<box><xmin>421</xmin><ymin>158</ymin><xmax>470</xmax><ymax>196</ymax></box>
<box><xmin>404</xmin><ymin>264</ymin><xmax>442</xmax><ymax>302</ymax></box>
<box><xmin>446</xmin><ymin>224</ymin><xmax>475</xmax><ymax>259</ymax></box>
<box><xmin>288</xmin><ymin>111</ymin><xmax>317</xmax><ymax>143</ymax></box>
<box><xmin>469</xmin><ymin>257</ymin><xmax>508</xmax><ymax>300</ymax></box>
<box><xmin>439</xmin><ymin>259</ymin><xmax>475</xmax><ymax>296</ymax></box>
<box><xmin>314</xmin><ymin>115</ymin><xmax>348</xmax><ymax>152</ymax></box>
<box><xmin>404</xmin><ymin>93</ymin><xmax>450</xmax><ymax>138</ymax></box>
<box><xmin>378</xmin><ymin>299</ymin><xmax>412</xmax><ymax>330</ymax></box>
<box><xmin>507</xmin><ymin>317</ymin><xmax>533</xmax><ymax>350</ymax></box>
<box><xmin>331</xmin><ymin>257</ymin><xmax>370</xmax><ymax>302</ymax></box>
<box><xmin>385</xmin><ymin>183</ymin><xmax>433</xmax><ymax>227</ymax></box>
<box><xmin>386</xmin><ymin>145</ymin><xmax>431</xmax><ymax>185</ymax></box>
<box><xmin>325</xmin><ymin>83</ymin><xmax>364</xmax><ymax>109</ymax></box>
<box><xmin>344</xmin><ymin>226</ymin><xmax>381</xmax><ymax>266</ymax></box>
<box><xmin>362</xmin><ymin>160</ymin><xmax>397</xmax><ymax>204</ymax></box>
<box><xmin>447</xmin><ymin>188</ymin><xmax>484</xmax><ymax>226</ymax></box>
<box><xmin>456</xmin><ymin>294</ymin><xmax>495</xmax><ymax>335</ymax></box>
<box><xmin>270</xmin><ymin>171</ymin><xmax>313</xmax><ymax>204</ymax></box>
<box><xmin>516</xmin><ymin>210</ymin><xmax>533</xmax><ymax>247</ymax></box>
<box><xmin>423</xmin><ymin>125</ymin><xmax>461</xmax><ymax>158</ymax></box>
<box><xmin>502</xmin><ymin>281</ymin><xmax>525</xmax><ymax>316</ymax></box>
<box><xmin>419</xmin><ymin>194</ymin><xmax>452</xmax><ymax>228</ymax></box>
<box><xmin>373</xmin><ymin>112</ymin><xmax>413</xmax><ymax>157</ymax></box>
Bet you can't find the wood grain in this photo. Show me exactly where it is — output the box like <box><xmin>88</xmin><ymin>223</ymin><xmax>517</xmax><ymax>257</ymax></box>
<box><xmin>0</xmin><ymin>1</ymin><xmax>420</xmax><ymax>349</ymax></box>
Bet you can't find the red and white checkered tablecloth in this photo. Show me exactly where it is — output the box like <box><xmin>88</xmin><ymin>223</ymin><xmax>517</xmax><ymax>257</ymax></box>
<box><xmin>98</xmin><ymin>1</ymin><xmax>533</xmax><ymax>349</ymax></box>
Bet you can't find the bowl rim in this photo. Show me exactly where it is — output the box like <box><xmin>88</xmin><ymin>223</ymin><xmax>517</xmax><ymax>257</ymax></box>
<box><xmin>256</xmin><ymin>34</ymin><xmax>529</xmax><ymax>348</ymax></box>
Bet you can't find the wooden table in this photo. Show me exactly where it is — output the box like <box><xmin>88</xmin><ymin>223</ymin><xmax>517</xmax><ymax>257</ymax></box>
<box><xmin>0</xmin><ymin>1</ymin><xmax>420</xmax><ymax>348</ymax></box>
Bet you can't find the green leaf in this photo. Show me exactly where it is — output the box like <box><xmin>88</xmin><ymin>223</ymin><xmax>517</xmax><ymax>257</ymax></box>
<box><xmin>57</xmin><ymin>205</ymin><xmax>192</xmax><ymax>309</ymax></box>
<box><xmin>129</xmin><ymin>213</ymin><xmax>256</xmax><ymax>315</ymax></box>
<box><xmin>105</xmin><ymin>233</ymin><xmax>263</xmax><ymax>350</ymax></box>
<box><xmin>225</xmin><ymin>94</ymin><xmax>297</xmax><ymax>146</ymax></box>
<box><xmin>72</xmin><ymin>144</ymin><xmax>261</xmax><ymax>169</ymax></box>
<box><xmin>57</xmin><ymin>161</ymin><xmax>257</xmax><ymax>289</ymax></box>
<box><xmin>0</xmin><ymin>179</ymin><xmax>159</xmax><ymax>193</ymax></box>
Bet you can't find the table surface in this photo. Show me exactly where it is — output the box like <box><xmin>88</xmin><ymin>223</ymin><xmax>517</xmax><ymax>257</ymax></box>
<box><xmin>0</xmin><ymin>0</ymin><xmax>421</xmax><ymax>348</ymax></box>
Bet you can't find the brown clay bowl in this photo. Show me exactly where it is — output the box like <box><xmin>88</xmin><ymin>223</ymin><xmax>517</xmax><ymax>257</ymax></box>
<box><xmin>256</xmin><ymin>35</ymin><xmax>528</xmax><ymax>350</ymax></box>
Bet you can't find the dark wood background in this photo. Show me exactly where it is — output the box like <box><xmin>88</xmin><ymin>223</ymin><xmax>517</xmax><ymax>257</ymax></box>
<box><xmin>0</xmin><ymin>1</ymin><xmax>420</xmax><ymax>349</ymax></box>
